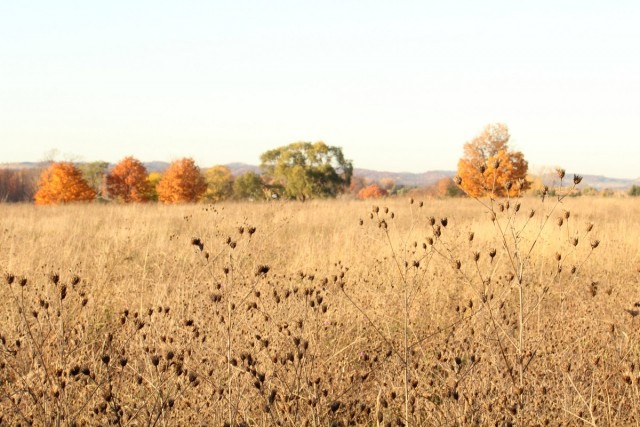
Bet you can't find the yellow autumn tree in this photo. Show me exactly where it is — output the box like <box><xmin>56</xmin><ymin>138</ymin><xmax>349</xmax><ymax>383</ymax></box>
<box><xmin>156</xmin><ymin>158</ymin><xmax>207</xmax><ymax>204</ymax></box>
<box><xmin>34</xmin><ymin>162</ymin><xmax>96</xmax><ymax>205</ymax></box>
<box><xmin>456</xmin><ymin>123</ymin><xmax>529</xmax><ymax>197</ymax></box>
<box><xmin>204</xmin><ymin>165</ymin><xmax>234</xmax><ymax>202</ymax></box>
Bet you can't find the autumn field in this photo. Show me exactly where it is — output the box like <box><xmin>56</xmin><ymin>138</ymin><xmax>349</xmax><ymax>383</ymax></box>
<box><xmin>1</xmin><ymin>196</ymin><xmax>640</xmax><ymax>426</ymax></box>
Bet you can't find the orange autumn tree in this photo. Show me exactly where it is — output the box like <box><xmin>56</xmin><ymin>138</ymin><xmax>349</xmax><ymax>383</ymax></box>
<box><xmin>456</xmin><ymin>123</ymin><xmax>529</xmax><ymax>197</ymax></box>
<box><xmin>34</xmin><ymin>162</ymin><xmax>96</xmax><ymax>205</ymax></box>
<box><xmin>357</xmin><ymin>184</ymin><xmax>387</xmax><ymax>199</ymax></box>
<box><xmin>156</xmin><ymin>158</ymin><xmax>207</xmax><ymax>203</ymax></box>
<box><xmin>106</xmin><ymin>156</ymin><xmax>151</xmax><ymax>202</ymax></box>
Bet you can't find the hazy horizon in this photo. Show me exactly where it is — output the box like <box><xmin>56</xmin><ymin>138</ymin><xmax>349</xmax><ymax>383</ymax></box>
<box><xmin>2</xmin><ymin>1</ymin><xmax>638</xmax><ymax>179</ymax></box>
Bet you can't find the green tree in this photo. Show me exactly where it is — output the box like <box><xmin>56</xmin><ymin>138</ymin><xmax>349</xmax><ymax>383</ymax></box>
<box><xmin>233</xmin><ymin>172</ymin><xmax>264</xmax><ymax>200</ymax></box>
<box><xmin>204</xmin><ymin>165</ymin><xmax>234</xmax><ymax>202</ymax></box>
<box><xmin>79</xmin><ymin>161</ymin><xmax>109</xmax><ymax>197</ymax></box>
<box><xmin>629</xmin><ymin>185</ymin><xmax>640</xmax><ymax>197</ymax></box>
<box><xmin>260</xmin><ymin>142</ymin><xmax>353</xmax><ymax>200</ymax></box>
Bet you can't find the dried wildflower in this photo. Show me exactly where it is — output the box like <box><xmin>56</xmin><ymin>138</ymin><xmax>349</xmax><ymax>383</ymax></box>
<box><xmin>489</xmin><ymin>249</ymin><xmax>497</xmax><ymax>260</ymax></box>
<box><xmin>238</xmin><ymin>226</ymin><xmax>245</xmax><ymax>235</ymax></box>
<box><xmin>473</xmin><ymin>252</ymin><xmax>480</xmax><ymax>262</ymax></box>
<box><xmin>191</xmin><ymin>238</ymin><xmax>204</xmax><ymax>251</ymax></box>
<box><xmin>454</xmin><ymin>176</ymin><xmax>462</xmax><ymax>185</ymax></box>
<box><xmin>5</xmin><ymin>273</ymin><xmax>14</xmax><ymax>285</ymax></box>
<box><xmin>586</xmin><ymin>223</ymin><xmax>594</xmax><ymax>232</ymax></box>
<box><xmin>428</xmin><ymin>216</ymin><xmax>435</xmax><ymax>226</ymax></box>
<box><xmin>440</xmin><ymin>217</ymin><xmax>448</xmax><ymax>227</ymax></box>
<box><xmin>564</xmin><ymin>210</ymin><xmax>570</xmax><ymax>219</ymax></box>
<box><xmin>151</xmin><ymin>355</ymin><xmax>160</xmax><ymax>366</ymax></box>
<box><xmin>468</xmin><ymin>232</ymin><xmax>474</xmax><ymax>241</ymax></box>
<box><xmin>19</xmin><ymin>277</ymin><xmax>27</xmax><ymax>287</ymax></box>
<box><xmin>590</xmin><ymin>240</ymin><xmax>600</xmax><ymax>249</ymax></box>
<box><xmin>101</xmin><ymin>354</ymin><xmax>110</xmax><ymax>365</ymax></box>
<box><xmin>556</xmin><ymin>168</ymin><xmax>566</xmax><ymax>180</ymax></box>
<box><xmin>248</xmin><ymin>226</ymin><xmax>257</xmax><ymax>236</ymax></box>
<box><xmin>504</xmin><ymin>180</ymin><xmax>513</xmax><ymax>191</ymax></box>
<box><xmin>557</xmin><ymin>217</ymin><xmax>563</xmax><ymax>227</ymax></box>
<box><xmin>49</xmin><ymin>273</ymin><xmax>60</xmax><ymax>285</ymax></box>
<box><xmin>571</xmin><ymin>237</ymin><xmax>579</xmax><ymax>246</ymax></box>
<box><xmin>573</xmin><ymin>175</ymin><xmax>583</xmax><ymax>185</ymax></box>
<box><xmin>256</xmin><ymin>265</ymin><xmax>270</xmax><ymax>276</ymax></box>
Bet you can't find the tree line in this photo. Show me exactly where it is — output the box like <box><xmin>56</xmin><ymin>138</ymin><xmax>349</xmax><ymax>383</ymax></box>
<box><xmin>19</xmin><ymin>142</ymin><xmax>354</xmax><ymax>205</ymax></box>
<box><xmin>6</xmin><ymin>125</ymin><xmax>614</xmax><ymax>204</ymax></box>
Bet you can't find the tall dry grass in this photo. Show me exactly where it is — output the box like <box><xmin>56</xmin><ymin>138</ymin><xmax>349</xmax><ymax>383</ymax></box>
<box><xmin>0</xmin><ymin>196</ymin><xmax>639</xmax><ymax>425</ymax></box>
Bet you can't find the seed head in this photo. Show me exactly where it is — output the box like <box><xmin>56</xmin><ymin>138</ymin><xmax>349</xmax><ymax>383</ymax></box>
<box><xmin>479</xmin><ymin>164</ymin><xmax>487</xmax><ymax>174</ymax></box>
<box><xmin>5</xmin><ymin>274</ymin><xmax>15</xmax><ymax>285</ymax></box>
<box><xmin>191</xmin><ymin>238</ymin><xmax>204</xmax><ymax>251</ymax></box>
<box><xmin>590</xmin><ymin>240</ymin><xmax>600</xmax><ymax>249</ymax></box>
<box><xmin>256</xmin><ymin>265</ymin><xmax>270</xmax><ymax>276</ymax></box>
<box><xmin>573</xmin><ymin>175</ymin><xmax>583</xmax><ymax>185</ymax></box>
<box><xmin>556</xmin><ymin>168</ymin><xmax>566</xmax><ymax>180</ymax></box>
<box><xmin>248</xmin><ymin>226</ymin><xmax>257</xmax><ymax>236</ymax></box>
<box><xmin>454</xmin><ymin>176</ymin><xmax>462</xmax><ymax>185</ymax></box>
<box><xmin>440</xmin><ymin>217</ymin><xmax>448</xmax><ymax>227</ymax></box>
<box><xmin>468</xmin><ymin>232</ymin><xmax>474</xmax><ymax>242</ymax></box>
<box><xmin>504</xmin><ymin>180</ymin><xmax>513</xmax><ymax>191</ymax></box>
<box><xmin>49</xmin><ymin>273</ymin><xmax>60</xmax><ymax>285</ymax></box>
<box><xmin>557</xmin><ymin>217</ymin><xmax>564</xmax><ymax>227</ymax></box>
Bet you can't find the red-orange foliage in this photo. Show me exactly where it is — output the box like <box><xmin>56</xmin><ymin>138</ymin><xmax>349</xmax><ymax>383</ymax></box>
<box><xmin>106</xmin><ymin>156</ymin><xmax>151</xmax><ymax>203</ymax></box>
<box><xmin>156</xmin><ymin>158</ymin><xmax>207</xmax><ymax>204</ymax></box>
<box><xmin>457</xmin><ymin>123</ymin><xmax>529</xmax><ymax>197</ymax></box>
<box><xmin>34</xmin><ymin>162</ymin><xmax>96</xmax><ymax>205</ymax></box>
<box><xmin>357</xmin><ymin>184</ymin><xmax>387</xmax><ymax>199</ymax></box>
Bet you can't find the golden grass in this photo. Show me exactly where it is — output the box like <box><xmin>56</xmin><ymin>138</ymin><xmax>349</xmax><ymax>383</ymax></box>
<box><xmin>1</xmin><ymin>196</ymin><xmax>639</xmax><ymax>426</ymax></box>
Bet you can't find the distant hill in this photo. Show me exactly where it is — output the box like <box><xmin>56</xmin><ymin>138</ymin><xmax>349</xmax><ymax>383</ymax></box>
<box><xmin>353</xmin><ymin>168</ymin><xmax>454</xmax><ymax>187</ymax></box>
<box><xmin>1</xmin><ymin>161</ymin><xmax>638</xmax><ymax>190</ymax></box>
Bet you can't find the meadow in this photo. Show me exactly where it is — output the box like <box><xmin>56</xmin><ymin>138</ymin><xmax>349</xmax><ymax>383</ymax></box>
<box><xmin>1</xmin><ymin>196</ymin><xmax>639</xmax><ymax>426</ymax></box>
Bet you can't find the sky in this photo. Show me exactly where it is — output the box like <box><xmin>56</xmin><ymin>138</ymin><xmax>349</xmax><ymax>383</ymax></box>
<box><xmin>1</xmin><ymin>1</ymin><xmax>639</xmax><ymax>178</ymax></box>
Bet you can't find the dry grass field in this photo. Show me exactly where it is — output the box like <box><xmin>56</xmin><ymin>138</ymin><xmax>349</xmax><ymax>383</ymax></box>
<box><xmin>1</xmin><ymin>196</ymin><xmax>639</xmax><ymax>426</ymax></box>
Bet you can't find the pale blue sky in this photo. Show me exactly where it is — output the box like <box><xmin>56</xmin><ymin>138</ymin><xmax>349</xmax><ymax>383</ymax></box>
<box><xmin>1</xmin><ymin>1</ymin><xmax>638</xmax><ymax>178</ymax></box>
